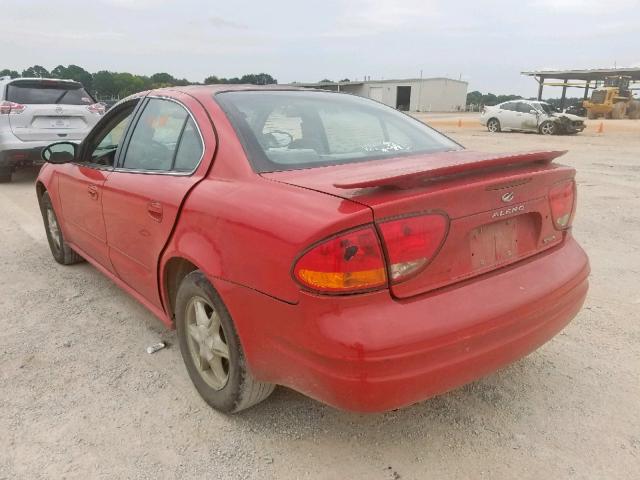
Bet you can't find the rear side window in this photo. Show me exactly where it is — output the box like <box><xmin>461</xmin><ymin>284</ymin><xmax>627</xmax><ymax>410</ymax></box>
<box><xmin>122</xmin><ymin>98</ymin><xmax>202</xmax><ymax>173</ymax></box>
<box><xmin>173</xmin><ymin>118</ymin><xmax>203</xmax><ymax>172</ymax></box>
<box><xmin>6</xmin><ymin>81</ymin><xmax>94</xmax><ymax>105</ymax></box>
<box><xmin>516</xmin><ymin>102</ymin><xmax>532</xmax><ymax>113</ymax></box>
<box><xmin>501</xmin><ymin>102</ymin><xmax>516</xmax><ymax>111</ymax></box>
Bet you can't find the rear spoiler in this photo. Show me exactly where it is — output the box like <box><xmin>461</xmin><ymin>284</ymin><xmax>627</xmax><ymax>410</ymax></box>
<box><xmin>333</xmin><ymin>150</ymin><xmax>567</xmax><ymax>189</ymax></box>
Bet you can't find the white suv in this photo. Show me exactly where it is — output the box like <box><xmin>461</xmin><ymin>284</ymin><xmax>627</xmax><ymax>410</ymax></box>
<box><xmin>0</xmin><ymin>76</ymin><xmax>104</xmax><ymax>182</ymax></box>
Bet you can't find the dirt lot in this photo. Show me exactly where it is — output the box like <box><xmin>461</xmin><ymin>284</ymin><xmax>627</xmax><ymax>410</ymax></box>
<box><xmin>1</xmin><ymin>115</ymin><xmax>639</xmax><ymax>479</ymax></box>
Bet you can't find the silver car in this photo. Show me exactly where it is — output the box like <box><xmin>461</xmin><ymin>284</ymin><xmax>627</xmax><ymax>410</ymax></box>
<box><xmin>0</xmin><ymin>76</ymin><xmax>103</xmax><ymax>182</ymax></box>
<box><xmin>479</xmin><ymin>100</ymin><xmax>586</xmax><ymax>136</ymax></box>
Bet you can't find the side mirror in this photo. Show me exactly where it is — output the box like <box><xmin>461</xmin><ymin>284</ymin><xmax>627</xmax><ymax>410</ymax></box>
<box><xmin>42</xmin><ymin>141</ymin><xmax>77</xmax><ymax>164</ymax></box>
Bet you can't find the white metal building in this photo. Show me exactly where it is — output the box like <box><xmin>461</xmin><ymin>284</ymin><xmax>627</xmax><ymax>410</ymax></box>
<box><xmin>293</xmin><ymin>77</ymin><xmax>468</xmax><ymax>112</ymax></box>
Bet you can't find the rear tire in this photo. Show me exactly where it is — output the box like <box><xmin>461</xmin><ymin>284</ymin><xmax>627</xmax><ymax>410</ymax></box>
<box><xmin>39</xmin><ymin>191</ymin><xmax>84</xmax><ymax>265</ymax></box>
<box><xmin>487</xmin><ymin>118</ymin><xmax>501</xmax><ymax>133</ymax></box>
<box><xmin>0</xmin><ymin>167</ymin><xmax>12</xmax><ymax>183</ymax></box>
<box><xmin>176</xmin><ymin>270</ymin><xmax>275</xmax><ymax>413</ymax></box>
<box><xmin>611</xmin><ymin>102</ymin><xmax>627</xmax><ymax>120</ymax></box>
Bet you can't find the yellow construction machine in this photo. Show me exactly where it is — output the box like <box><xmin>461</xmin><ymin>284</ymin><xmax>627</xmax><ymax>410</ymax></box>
<box><xmin>583</xmin><ymin>76</ymin><xmax>640</xmax><ymax>119</ymax></box>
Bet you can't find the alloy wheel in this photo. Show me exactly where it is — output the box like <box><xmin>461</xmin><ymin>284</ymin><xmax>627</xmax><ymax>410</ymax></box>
<box><xmin>47</xmin><ymin>208</ymin><xmax>61</xmax><ymax>251</ymax></box>
<box><xmin>185</xmin><ymin>296</ymin><xmax>230</xmax><ymax>390</ymax></box>
<box><xmin>541</xmin><ymin>122</ymin><xmax>555</xmax><ymax>135</ymax></box>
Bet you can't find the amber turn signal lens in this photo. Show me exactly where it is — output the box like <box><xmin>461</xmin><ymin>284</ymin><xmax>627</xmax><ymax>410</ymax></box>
<box><xmin>293</xmin><ymin>227</ymin><xmax>387</xmax><ymax>293</ymax></box>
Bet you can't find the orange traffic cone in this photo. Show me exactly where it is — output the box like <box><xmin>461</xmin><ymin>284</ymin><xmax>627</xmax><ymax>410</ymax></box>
<box><xmin>457</xmin><ymin>118</ymin><xmax>462</xmax><ymax>128</ymax></box>
<box><xmin>596</xmin><ymin>121</ymin><xmax>604</xmax><ymax>134</ymax></box>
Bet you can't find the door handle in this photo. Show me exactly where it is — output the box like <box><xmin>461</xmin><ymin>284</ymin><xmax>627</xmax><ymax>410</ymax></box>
<box><xmin>87</xmin><ymin>184</ymin><xmax>99</xmax><ymax>200</ymax></box>
<box><xmin>147</xmin><ymin>200</ymin><xmax>163</xmax><ymax>222</ymax></box>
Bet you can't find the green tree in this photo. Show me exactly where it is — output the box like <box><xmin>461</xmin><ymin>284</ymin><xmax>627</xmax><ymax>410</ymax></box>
<box><xmin>92</xmin><ymin>70</ymin><xmax>118</xmax><ymax>98</ymax></box>
<box><xmin>239</xmin><ymin>73</ymin><xmax>276</xmax><ymax>85</ymax></box>
<box><xmin>0</xmin><ymin>69</ymin><xmax>20</xmax><ymax>78</ymax></box>
<box><xmin>204</xmin><ymin>73</ymin><xmax>276</xmax><ymax>85</ymax></box>
<box><xmin>21</xmin><ymin>65</ymin><xmax>50</xmax><ymax>78</ymax></box>
<box><xmin>51</xmin><ymin>64</ymin><xmax>93</xmax><ymax>91</ymax></box>
<box><xmin>204</xmin><ymin>75</ymin><xmax>221</xmax><ymax>84</ymax></box>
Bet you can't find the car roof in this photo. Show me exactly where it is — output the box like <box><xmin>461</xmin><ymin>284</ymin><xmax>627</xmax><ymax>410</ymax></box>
<box><xmin>146</xmin><ymin>84</ymin><xmax>321</xmax><ymax>103</ymax></box>
<box><xmin>1</xmin><ymin>77</ymin><xmax>81</xmax><ymax>84</ymax></box>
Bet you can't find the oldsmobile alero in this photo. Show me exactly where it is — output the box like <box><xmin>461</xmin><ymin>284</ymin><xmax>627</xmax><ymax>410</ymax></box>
<box><xmin>36</xmin><ymin>85</ymin><xmax>590</xmax><ymax>413</ymax></box>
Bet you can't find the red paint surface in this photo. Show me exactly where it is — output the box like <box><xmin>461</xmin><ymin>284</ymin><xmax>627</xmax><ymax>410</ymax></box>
<box><xmin>37</xmin><ymin>85</ymin><xmax>590</xmax><ymax>412</ymax></box>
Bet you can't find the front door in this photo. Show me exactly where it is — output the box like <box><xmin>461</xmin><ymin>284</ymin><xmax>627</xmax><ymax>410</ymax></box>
<box><xmin>56</xmin><ymin>101</ymin><xmax>138</xmax><ymax>270</ymax></box>
<box><xmin>515</xmin><ymin>102</ymin><xmax>539</xmax><ymax>130</ymax></box>
<box><xmin>102</xmin><ymin>96</ymin><xmax>209</xmax><ymax>308</ymax></box>
<box><xmin>497</xmin><ymin>101</ymin><xmax>519</xmax><ymax>129</ymax></box>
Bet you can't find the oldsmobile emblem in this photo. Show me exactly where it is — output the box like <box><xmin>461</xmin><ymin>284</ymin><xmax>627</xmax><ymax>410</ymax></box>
<box><xmin>501</xmin><ymin>191</ymin><xmax>515</xmax><ymax>203</ymax></box>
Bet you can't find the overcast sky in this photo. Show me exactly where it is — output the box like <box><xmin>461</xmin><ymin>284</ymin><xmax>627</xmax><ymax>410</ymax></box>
<box><xmin>2</xmin><ymin>0</ymin><xmax>638</xmax><ymax>97</ymax></box>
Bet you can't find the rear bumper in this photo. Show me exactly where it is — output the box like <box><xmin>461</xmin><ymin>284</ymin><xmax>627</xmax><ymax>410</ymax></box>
<box><xmin>0</xmin><ymin>135</ymin><xmax>82</xmax><ymax>168</ymax></box>
<box><xmin>0</xmin><ymin>146</ymin><xmax>47</xmax><ymax>168</ymax></box>
<box><xmin>217</xmin><ymin>236</ymin><xmax>590</xmax><ymax>412</ymax></box>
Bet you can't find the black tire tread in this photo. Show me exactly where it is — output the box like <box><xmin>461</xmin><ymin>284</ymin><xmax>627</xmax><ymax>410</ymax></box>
<box><xmin>40</xmin><ymin>191</ymin><xmax>84</xmax><ymax>265</ymax></box>
<box><xmin>176</xmin><ymin>270</ymin><xmax>275</xmax><ymax>413</ymax></box>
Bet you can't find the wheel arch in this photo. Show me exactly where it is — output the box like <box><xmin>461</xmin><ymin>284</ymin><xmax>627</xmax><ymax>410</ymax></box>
<box><xmin>162</xmin><ymin>255</ymin><xmax>200</xmax><ymax>325</ymax></box>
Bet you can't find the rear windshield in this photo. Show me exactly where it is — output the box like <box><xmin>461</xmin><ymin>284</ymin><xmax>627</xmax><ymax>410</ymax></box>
<box><xmin>6</xmin><ymin>81</ymin><xmax>94</xmax><ymax>105</ymax></box>
<box><xmin>215</xmin><ymin>90</ymin><xmax>461</xmax><ymax>172</ymax></box>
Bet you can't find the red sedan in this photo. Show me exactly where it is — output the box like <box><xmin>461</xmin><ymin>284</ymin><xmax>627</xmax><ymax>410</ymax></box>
<box><xmin>36</xmin><ymin>86</ymin><xmax>589</xmax><ymax>413</ymax></box>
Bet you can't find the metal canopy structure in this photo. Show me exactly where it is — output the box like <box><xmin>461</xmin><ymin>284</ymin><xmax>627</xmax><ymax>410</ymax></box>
<box><xmin>521</xmin><ymin>68</ymin><xmax>640</xmax><ymax>109</ymax></box>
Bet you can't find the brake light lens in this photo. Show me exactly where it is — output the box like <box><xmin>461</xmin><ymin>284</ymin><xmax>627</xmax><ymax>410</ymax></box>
<box><xmin>549</xmin><ymin>180</ymin><xmax>575</xmax><ymax>230</ymax></box>
<box><xmin>293</xmin><ymin>227</ymin><xmax>387</xmax><ymax>293</ymax></box>
<box><xmin>87</xmin><ymin>103</ymin><xmax>106</xmax><ymax>115</ymax></box>
<box><xmin>378</xmin><ymin>213</ymin><xmax>449</xmax><ymax>283</ymax></box>
<box><xmin>0</xmin><ymin>101</ymin><xmax>26</xmax><ymax>115</ymax></box>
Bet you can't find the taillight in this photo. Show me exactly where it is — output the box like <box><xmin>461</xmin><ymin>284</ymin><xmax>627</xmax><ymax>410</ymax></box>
<box><xmin>549</xmin><ymin>180</ymin><xmax>575</xmax><ymax>230</ymax></box>
<box><xmin>0</xmin><ymin>101</ymin><xmax>26</xmax><ymax>115</ymax></box>
<box><xmin>378</xmin><ymin>213</ymin><xmax>449</xmax><ymax>283</ymax></box>
<box><xmin>87</xmin><ymin>103</ymin><xmax>105</xmax><ymax>115</ymax></box>
<box><xmin>293</xmin><ymin>226</ymin><xmax>387</xmax><ymax>293</ymax></box>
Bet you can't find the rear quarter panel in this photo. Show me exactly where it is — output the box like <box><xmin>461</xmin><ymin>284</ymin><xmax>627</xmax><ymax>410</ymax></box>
<box><xmin>160</xmin><ymin>93</ymin><xmax>373</xmax><ymax>306</ymax></box>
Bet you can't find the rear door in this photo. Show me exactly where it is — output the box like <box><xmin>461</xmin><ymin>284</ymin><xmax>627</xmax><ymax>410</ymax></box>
<box><xmin>6</xmin><ymin>79</ymin><xmax>101</xmax><ymax>142</ymax></box>
<box><xmin>497</xmin><ymin>102</ymin><xmax>519</xmax><ymax>129</ymax></box>
<box><xmin>56</xmin><ymin>100</ymin><xmax>139</xmax><ymax>269</ymax></box>
<box><xmin>101</xmin><ymin>94</ymin><xmax>212</xmax><ymax>308</ymax></box>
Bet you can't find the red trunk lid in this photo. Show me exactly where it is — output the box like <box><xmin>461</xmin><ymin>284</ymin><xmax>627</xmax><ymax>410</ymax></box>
<box><xmin>263</xmin><ymin>150</ymin><xmax>575</xmax><ymax>298</ymax></box>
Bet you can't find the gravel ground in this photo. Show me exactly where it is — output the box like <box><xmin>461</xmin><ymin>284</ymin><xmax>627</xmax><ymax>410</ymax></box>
<box><xmin>1</xmin><ymin>116</ymin><xmax>639</xmax><ymax>479</ymax></box>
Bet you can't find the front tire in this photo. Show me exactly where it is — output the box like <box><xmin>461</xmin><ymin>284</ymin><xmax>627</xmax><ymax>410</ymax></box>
<box><xmin>539</xmin><ymin>121</ymin><xmax>556</xmax><ymax>135</ymax></box>
<box><xmin>39</xmin><ymin>191</ymin><xmax>83</xmax><ymax>265</ymax></box>
<box><xmin>176</xmin><ymin>270</ymin><xmax>275</xmax><ymax>413</ymax></box>
<box><xmin>487</xmin><ymin>118</ymin><xmax>501</xmax><ymax>133</ymax></box>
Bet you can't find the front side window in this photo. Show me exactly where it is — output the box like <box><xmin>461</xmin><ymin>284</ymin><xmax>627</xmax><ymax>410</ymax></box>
<box><xmin>123</xmin><ymin>99</ymin><xmax>189</xmax><ymax>171</ymax></box>
<box><xmin>216</xmin><ymin>91</ymin><xmax>460</xmax><ymax>172</ymax></box>
<box><xmin>85</xmin><ymin>102</ymin><xmax>137</xmax><ymax>167</ymax></box>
